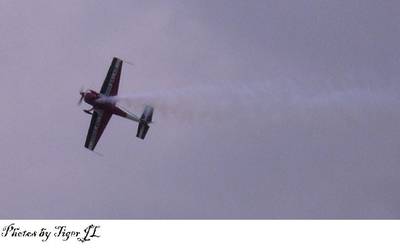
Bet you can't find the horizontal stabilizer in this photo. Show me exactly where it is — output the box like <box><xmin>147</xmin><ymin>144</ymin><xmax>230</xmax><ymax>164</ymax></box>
<box><xmin>136</xmin><ymin>105</ymin><xmax>154</xmax><ymax>139</ymax></box>
<box><xmin>136</xmin><ymin>121</ymin><xmax>149</xmax><ymax>139</ymax></box>
<box><xmin>141</xmin><ymin>105</ymin><xmax>153</xmax><ymax>123</ymax></box>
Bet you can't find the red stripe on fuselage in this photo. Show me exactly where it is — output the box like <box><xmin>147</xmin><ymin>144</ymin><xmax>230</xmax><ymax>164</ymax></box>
<box><xmin>84</xmin><ymin>90</ymin><xmax>128</xmax><ymax>118</ymax></box>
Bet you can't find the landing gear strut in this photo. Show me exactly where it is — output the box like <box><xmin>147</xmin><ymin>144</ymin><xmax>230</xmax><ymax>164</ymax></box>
<box><xmin>83</xmin><ymin>108</ymin><xmax>93</xmax><ymax>115</ymax></box>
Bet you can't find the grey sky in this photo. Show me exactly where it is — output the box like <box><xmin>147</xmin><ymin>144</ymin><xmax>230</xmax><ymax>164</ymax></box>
<box><xmin>0</xmin><ymin>0</ymin><xmax>399</xmax><ymax>218</ymax></box>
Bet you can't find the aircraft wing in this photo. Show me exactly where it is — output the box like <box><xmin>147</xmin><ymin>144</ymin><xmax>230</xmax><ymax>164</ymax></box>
<box><xmin>84</xmin><ymin>109</ymin><xmax>113</xmax><ymax>150</ymax></box>
<box><xmin>100</xmin><ymin>57</ymin><xmax>123</xmax><ymax>96</ymax></box>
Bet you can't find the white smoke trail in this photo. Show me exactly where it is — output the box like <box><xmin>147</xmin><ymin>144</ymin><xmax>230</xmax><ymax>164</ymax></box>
<box><xmin>97</xmin><ymin>83</ymin><xmax>400</xmax><ymax>124</ymax></box>
<box><xmin>98</xmin><ymin>83</ymin><xmax>277</xmax><ymax>122</ymax></box>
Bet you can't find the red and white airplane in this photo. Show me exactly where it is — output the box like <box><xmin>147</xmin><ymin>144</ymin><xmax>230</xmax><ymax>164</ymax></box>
<box><xmin>79</xmin><ymin>57</ymin><xmax>153</xmax><ymax>151</ymax></box>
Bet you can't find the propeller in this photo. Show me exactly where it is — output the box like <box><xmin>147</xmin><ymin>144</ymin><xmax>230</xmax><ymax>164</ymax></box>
<box><xmin>78</xmin><ymin>87</ymin><xmax>85</xmax><ymax>105</ymax></box>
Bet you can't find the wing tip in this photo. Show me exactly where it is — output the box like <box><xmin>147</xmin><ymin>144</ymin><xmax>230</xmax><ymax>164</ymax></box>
<box><xmin>113</xmin><ymin>57</ymin><xmax>123</xmax><ymax>62</ymax></box>
<box><xmin>84</xmin><ymin>144</ymin><xmax>95</xmax><ymax>151</ymax></box>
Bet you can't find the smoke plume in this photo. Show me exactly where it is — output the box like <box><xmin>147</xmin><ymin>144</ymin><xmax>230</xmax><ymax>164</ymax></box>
<box><xmin>97</xmin><ymin>83</ymin><xmax>399</xmax><ymax>125</ymax></box>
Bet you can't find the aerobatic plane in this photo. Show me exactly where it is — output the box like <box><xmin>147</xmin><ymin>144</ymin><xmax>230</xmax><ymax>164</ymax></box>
<box><xmin>78</xmin><ymin>57</ymin><xmax>154</xmax><ymax>151</ymax></box>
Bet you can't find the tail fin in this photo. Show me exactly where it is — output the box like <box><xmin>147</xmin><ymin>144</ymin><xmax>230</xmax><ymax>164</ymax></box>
<box><xmin>136</xmin><ymin>105</ymin><xmax>154</xmax><ymax>139</ymax></box>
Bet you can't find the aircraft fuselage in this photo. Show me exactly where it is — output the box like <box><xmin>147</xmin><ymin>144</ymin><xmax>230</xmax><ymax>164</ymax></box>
<box><xmin>82</xmin><ymin>90</ymin><xmax>139</xmax><ymax>121</ymax></box>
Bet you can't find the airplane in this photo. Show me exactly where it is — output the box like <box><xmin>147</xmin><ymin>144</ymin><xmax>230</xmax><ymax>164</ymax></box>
<box><xmin>79</xmin><ymin>57</ymin><xmax>154</xmax><ymax>151</ymax></box>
